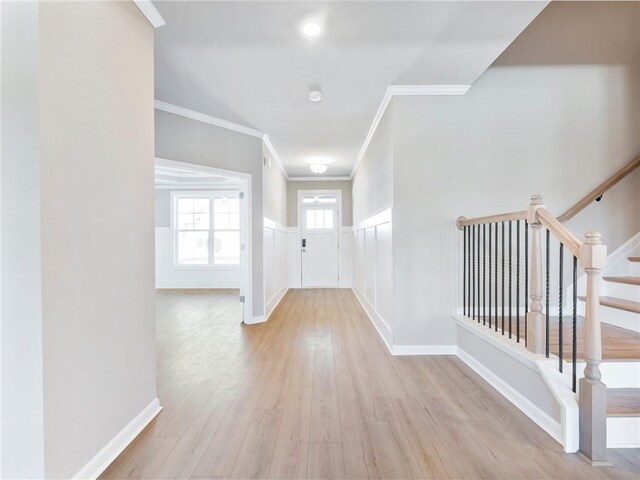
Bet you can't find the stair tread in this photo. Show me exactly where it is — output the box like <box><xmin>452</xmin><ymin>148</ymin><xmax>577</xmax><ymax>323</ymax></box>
<box><xmin>603</xmin><ymin>275</ymin><xmax>640</xmax><ymax>286</ymax></box>
<box><xmin>629</xmin><ymin>256</ymin><xmax>640</xmax><ymax>263</ymax></box>
<box><xmin>578</xmin><ymin>295</ymin><xmax>640</xmax><ymax>314</ymax></box>
<box><xmin>608</xmin><ymin>388</ymin><xmax>640</xmax><ymax>417</ymax></box>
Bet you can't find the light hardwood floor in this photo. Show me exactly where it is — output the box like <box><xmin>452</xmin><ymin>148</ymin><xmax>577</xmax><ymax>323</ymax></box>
<box><xmin>100</xmin><ymin>288</ymin><xmax>640</xmax><ymax>479</ymax></box>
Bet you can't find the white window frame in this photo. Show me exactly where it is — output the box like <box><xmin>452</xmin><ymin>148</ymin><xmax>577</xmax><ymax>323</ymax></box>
<box><xmin>170</xmin><ymin>190</ymin><xmax>241</xmax><ymax>270</ymax></box>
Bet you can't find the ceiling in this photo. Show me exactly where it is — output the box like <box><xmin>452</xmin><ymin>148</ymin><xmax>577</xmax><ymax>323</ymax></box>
<box><xmin>154</xmin><ymin>1</ymin><xmax>547</xmax><ymax>177</ymax></box>
<box><xmin>155</xmin><ymin>164</ymin><xmax>241</xmax><ymax>190</ymax></box>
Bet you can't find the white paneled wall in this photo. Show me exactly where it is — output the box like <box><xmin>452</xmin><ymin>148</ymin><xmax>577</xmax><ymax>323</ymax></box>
<box><xmin>264</xmin><ymin>218</ymin><xmax>289</xmax><ymax>319</ymax></box>
<box><xmin>339</xmin><ymin>228</ymin><xmax>353</xmax><ymax>288</ymax></box>
<box><xmin>352</xmin><ymin>209</ymin><xmax>394</xmax><ymax>348</ymax></box>
<box><xmin>155</xmin><ymin>228</ymin><xmax>240</xmax><ymax>288</ymax></box>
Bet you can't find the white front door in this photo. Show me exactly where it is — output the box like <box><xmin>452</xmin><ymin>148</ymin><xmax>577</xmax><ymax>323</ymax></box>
<box><xmin>301</xmin><ymin>204</ymin><xmax>339</xmax><ymax>287</ymax></box>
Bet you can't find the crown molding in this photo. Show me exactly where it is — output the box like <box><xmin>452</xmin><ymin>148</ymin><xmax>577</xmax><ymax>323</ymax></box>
<box><xmin>133</xmin><ymin>1</ymin><xmax>165</xmax><ymax>28</ymax></box>
<box><xmin>155</xmin><ymin>84</ymin><xmax>470</xmax><ymax>184</ymax></box>
<box><xmin>155</xmin><ymin>100</ymin><xmax>263</xmax><ymax>138</ymax></box>
<box><xmin>350</xmin><ymin>84</ymin><xmax>471</xmax><ymax>179</ymax></box>
<box><xmin>288</xmin><ymin>176</ymin><xmax>351</xmax><ymax>182</ymax></box>
<box><xmin>154</xmin><ymin>100</ymin><xmax>290</xmax><ymax>180</ymax></box>
<box><xmin>262</xmin><ymin>135</ymin><xmax>289</xmax><ymax>180</ymax></box>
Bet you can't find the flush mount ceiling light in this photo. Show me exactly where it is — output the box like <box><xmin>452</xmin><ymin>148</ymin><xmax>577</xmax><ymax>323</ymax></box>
<box><xmin>309</xmin><ymin>164</ymin><xmax>328</xmax><ymax>174</ymax></box>
<box><xmin>301</xmin><ymin>20</ymin><xmax>323</xmax><ymax>38</ymax></box>
<box><xmin>305</xmin><ymin>156</ymin><xmax>334</xmax><ymax>165</ymax></box>
<box><xmin>308</xmin><ymin>90</ymin><xmax>323</xmax><ymax>102</ymax></box>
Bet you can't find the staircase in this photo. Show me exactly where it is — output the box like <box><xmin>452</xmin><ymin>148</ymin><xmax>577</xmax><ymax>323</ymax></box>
<box><xmin>456</xmin><ymin>154</ymin><xmax>640</xmax><ymax>462</ymax></box>
<box><xmin>580</xmin><ymin>250</ymin><xmax>640</xmax><ymax>447</ymax></box>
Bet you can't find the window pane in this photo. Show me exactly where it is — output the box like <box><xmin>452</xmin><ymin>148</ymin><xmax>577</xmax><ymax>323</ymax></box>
<box><xmin>178</xmin><ymin>231</ymin><xmax>209</xmax><ymax>264</ymax></box>
<box><xmin>214</xmin><ymin>213</ymin><xmax>230</xmax><ymax>230</ymax></box>
<box><xmin>318</xmin><ymin>196</ymin><xmax>337</xmax><ymax>204</ymax></box>
<box><xmin>324</xmin><ymin>210</ymin><xmax>333</xmax><ymax>229</ymax></box>
<box><xmin>178</xmin><ymin>213</ymin><xmax>194</xmax><ymax>230</ymax></box>
<box><xmin>229</xmin><ymin>199</ymin><xmax>240</xmax><ymax>213</ymax></box>
<box><xmin>214</xmin><ymin>198</ymin><xmax>230</xmax><ymax>214</ymax></box>
<box><xmin>306</xmin><ymin>210</ymin><xmax>316</xmax><ymax>229</ymax></box>
<box><xmin>193</xmin><ymin>198</ymin><xmax>210</xmax><ymax>214</ymax></box>
<box><xmin>178</xmin><ymin>198</ymin><xmax>194</xmax><ymax>213</ymax></box>
<box><xmin>315</xmin><ymin>210</ymin><xmax>324</xmax><ymax>229</ymax></box>
<box><xmin>229</xmin><ymin>213</ymin><xmax>240</xmax><ymax>230</ymax></box>
<box><xmin>193</xmin><ymin>213</ymin><xmax>209</xmax><ymax>230</ymax></box>
<box><xmin>214</xmin><ymin>231</ymin><xmax>240</xmax><ymax>264</ymax></box>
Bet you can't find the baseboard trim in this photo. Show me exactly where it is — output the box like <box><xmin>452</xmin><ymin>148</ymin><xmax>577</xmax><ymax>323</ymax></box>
<box><xmin>246</xmin><ymin>315</ymin><xmax>265</xmax><ymax>325</ymax></box>
<box><xmin>265</xmin><ymin>286</ymin><xmax>289</xmax><ymax>321</ymax></box>
<box><xmin>73</xmin><ymin>398</ymin><xmax>162</xmax><ymax>480</ymax></box>
<box><xmin>351</xmin><ymin>287</ymin><xmax>394</xmax><ymax>355</ymax></box>
<box><xmin>607</xmin><ymin>417</ymin><xmax>640</xmax><ymax>448</ymax></box>
<box><xmin>392</xmin><ymin>345</ymin><xmax>458</xmax><ymax>356</ymax></box>
<box><xmin>457</xmin><ymin>347</ymin><xmax>564</xmax><ymax>447</ymax></box>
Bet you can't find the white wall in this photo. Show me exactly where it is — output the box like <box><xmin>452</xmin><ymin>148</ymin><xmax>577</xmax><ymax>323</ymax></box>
<box><xmin>155</xmin><ymin>110</ymin><xmax>266</xmax><ymax>317</ymax></box>
<box><xmin>38</xmin><ymin>2</ymin><xmax>156</xmax><ymax>478</ymax></box>
<box><xmin>1</xmin><ymin>3</ymin><xmax>45</xmax><ymax>477</ymax></box>
<box><xmin>388</xmin><ymin>1</ymin><xmax>640</xmax><ymax>348</ymax></box>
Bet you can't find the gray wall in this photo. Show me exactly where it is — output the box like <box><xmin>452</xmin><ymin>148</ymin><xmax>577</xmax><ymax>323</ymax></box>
<box><xmin>38</xmin><ymin>2</ymin><xmax>156</xmax><ymax>477</ymax></box>
<box><xmin>352</xmin><ymin>102</ymin><xmax>394</xmax><ymax>225</ymax></box>
<box><xmin>263</xmin><ymin>147</ymin><xmax>288</xmax><ymax>225</ymax></box>
<box><xmin>1</xmin><ymin>3</ymin><xmax>45</xmax><ymax>477</ymax></box>
<box><xmin>390</xmin><ymin>1</ymin><xmax>640</xmax><ymax>346</ymax></box>
<box><xmin>155</xmin><ymin>110</ymin><xmax>266</xmax><ymax>317</ymax></box>
<box><xmin>155</xmin><ymin>189</ymin><xmax>171</xmax><ymax>228</ymax></box>
<box><xmin>287</xmin><ymin>180</ymin><xmax>353</xmax><ymax>227</ymax></box>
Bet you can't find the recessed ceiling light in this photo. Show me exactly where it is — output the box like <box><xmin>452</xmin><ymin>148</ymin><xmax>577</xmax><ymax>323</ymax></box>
<box><xmin>301</xmin><ymin>21</ymin><xmax>323</xmax><ymax>38</ymax></box>
<box><xmin>310</xmin><ymin>164</ymin><xmax>328</xmax><ymax>174</ymax></box>
<box><xmin>308</xmin><ymin>90</ymin><xmax>323</xmax><ymax>102</ymax></box>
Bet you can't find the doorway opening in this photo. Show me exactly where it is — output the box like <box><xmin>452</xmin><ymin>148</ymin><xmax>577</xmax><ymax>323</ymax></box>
<box><xmin>297</xmin><ymin>189</ymin><xmax>342</xmax><ymax>288</ymax></box>
<box><xmin>154</xmin><ymin>157</ymin><xmax>252</xmax><ymax>322</ymax></box>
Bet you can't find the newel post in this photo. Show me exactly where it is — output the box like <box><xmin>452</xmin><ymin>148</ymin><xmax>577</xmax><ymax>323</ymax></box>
<box><xmin>579</xmin><ymin>232</ymin><xmax>609</xmax><ymax>465</ymax></box>
<box><xmin>526</xmin><ymin>194</ymin><xmax>545</xmax><ymax>354</ymax></box>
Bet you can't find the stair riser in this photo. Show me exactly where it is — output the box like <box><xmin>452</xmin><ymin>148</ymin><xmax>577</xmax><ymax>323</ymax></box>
<box><xmin>604</xmin><ymin>282</ymin><xmax>640</xmax><ymax>302</ymax></box>
<box><xmin>608</xmin><ymin>416</ymin><xmax>640</xmax><ymax>448</ymax></box>
<box><xmin>599</xmin><ymin>303</ymin><xmax>640</xmax><ymax>332</ymax></box>
<box><xmin>577</xmin><ymin>361</ymin><xmax>640</xmax><ymax>388</ymax></box>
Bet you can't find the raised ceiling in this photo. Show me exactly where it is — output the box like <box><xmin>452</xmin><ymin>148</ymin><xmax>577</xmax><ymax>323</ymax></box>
<box><xmin>154</xmin><ymin>1</ymin><xmax>547</xmax><ymax>177</ymax></box>
<box><xmin>155</xmin><ymin>164</ymin><xmax>241</xmax><ymax>190</ymax></box>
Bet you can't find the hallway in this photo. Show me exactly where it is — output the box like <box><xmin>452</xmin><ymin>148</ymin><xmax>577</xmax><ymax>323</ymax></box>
<box><xmin>101</xmin><ymin>289</ymin><xmax>639</xmax><ymax>479</ymax></box>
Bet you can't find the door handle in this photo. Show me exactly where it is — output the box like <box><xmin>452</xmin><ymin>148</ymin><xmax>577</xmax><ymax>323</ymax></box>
<box><xmin>302</xmin><ymin>238</ymin><xmax>306</xmax><ymax>248</ymax></box>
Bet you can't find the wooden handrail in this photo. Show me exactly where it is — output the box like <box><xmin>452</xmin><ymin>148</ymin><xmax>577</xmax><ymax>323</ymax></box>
<box><xmin>558</xmin><ymin>155</ymin><xmax>640</xmax><ymax>223</ymax></box>
<box><xmin>456</xmin><ymin>210</ymin><xmax>526</xmax><ymax>229</ymax></box>
<box><xmin>457</xmin><ymin>194</ymin><xmax>608</xmax><ymax>462</ymax></box>
<box><xmin>537</xmin><ymin>208</ymin><xmax>582</xmax><ymax>257</ymax></box>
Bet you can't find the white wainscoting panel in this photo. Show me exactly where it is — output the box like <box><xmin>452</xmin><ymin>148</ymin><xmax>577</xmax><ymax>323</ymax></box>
<box><xmin>339</xmin><ymin>228</ymin><xmax>353</xmax><ymax>288</ymax></box>
<box><xmin>264</xmin><ymin>218</ymin><xmax>289</xmax><ymax>319</ymax></box>
<box><xmin>353</xmin><ymin>209</ymin><xmax>393</xmax><ymax>348</ymax></box>
<box><xmin>155</xmin><ymin>228</ymin><xmax>240</xmax><ymax>288</ymax></box>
